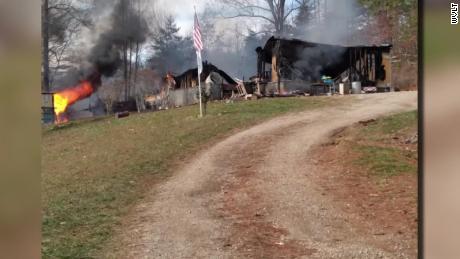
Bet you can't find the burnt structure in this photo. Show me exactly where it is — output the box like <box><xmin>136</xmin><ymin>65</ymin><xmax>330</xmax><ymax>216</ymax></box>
<box><xmin>174</xmin><ymin>61</ymin><xmax>237</xmax><ymax>95</ymax></box>
<box><xmin>255</xmin><ymin>37</ymin><xmax>392</xmax><ymax>95</ymax></box>
<box><xmin>42</xmin><ymin>92</ymin><xmax>55</xmax><ymax>124</ymax></box>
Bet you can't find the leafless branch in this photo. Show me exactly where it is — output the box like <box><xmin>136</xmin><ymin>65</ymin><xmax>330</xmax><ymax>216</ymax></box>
<box><xmin>223</xmin><ymin>14</ymin><xmax>275</xmax><ymax>24</ymax></box>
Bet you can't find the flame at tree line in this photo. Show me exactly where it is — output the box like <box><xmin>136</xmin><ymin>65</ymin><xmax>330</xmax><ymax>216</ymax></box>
<box><xmin>53</xmin><ymin>81</ymin><xmax>94</xmax><ymax>123</ymax></box>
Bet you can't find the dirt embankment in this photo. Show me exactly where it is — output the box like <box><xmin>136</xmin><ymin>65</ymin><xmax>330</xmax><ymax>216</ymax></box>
<box><xmin>310</xmin><ymin>113</ymin><xmax>418</xmax><ymax>258</ymax></box>
<box><xmin>103</xmin><ymin>92</ymin><xmax>417</xmax><ymax>258</ymax></box>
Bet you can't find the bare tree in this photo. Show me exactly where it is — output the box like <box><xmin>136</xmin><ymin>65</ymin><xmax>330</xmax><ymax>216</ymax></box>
<box><xmin>98</xmin><ymin>78</ymin><xmax>124</xmax><ymax>114</ymax></box>
<box><xmin>132</xmin><ymin>69</ymin><xmax>159</xmax><ymax>112</ymax></box>
<box><xmin>291</xmin><ymin>0</ymin><xmax>315</xmax><ymax>36</ymax></box>
<box><xmin>222</xmin><ymin>0</ymin><xmax>304</xmax><ymax>37</ymax></box>
<box><xmin>47</xmin><ymin>0</ymin><xmax>91</xmax><ymax>84</ymax></box>
<box><xmin>42</xmin><ymin>0</ymin><xmax>50</xmax><ymax>92</ymax></box>
<box><xmin>112</xmin><ymin>0</ymin><xmax>149</xmax><ymax>101</ymax></box>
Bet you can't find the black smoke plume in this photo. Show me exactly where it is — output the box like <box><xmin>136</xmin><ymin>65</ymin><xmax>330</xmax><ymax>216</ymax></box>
<box><xmin>292</xmin><ymin>45</ymin><xmax>347</xmax><ymax>81</ymax></box>
<box><xmin>87</xmin><ymin>0</ymin><xmax>149</xmax><ymax>85</ymax></box>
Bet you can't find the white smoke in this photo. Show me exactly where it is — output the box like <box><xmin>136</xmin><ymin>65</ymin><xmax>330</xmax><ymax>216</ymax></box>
<box><xmin>295</xmin><ymin>0</ymin><xmax>367</xmax><ymax>46</ymax></box>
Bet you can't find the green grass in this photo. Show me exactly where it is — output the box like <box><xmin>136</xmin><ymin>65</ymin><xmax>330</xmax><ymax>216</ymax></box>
<box><xmin>354</xmin><ymin>145</ymin><xmax>417</xmax><ymax>177</ymax></box>
<box><xmin>352</xmin><ymin>110</ymin><xmax>417</xmax><ymax>178</ymax></box>
<box><xmin>362</xmin><ymin>110</ymin><xmax>417</xmax><ymax>139</ymax></box>
<box><xmin>42</xmin><ymin>97</ymin><xmax>340</xmax><ymax>258</ymax></box>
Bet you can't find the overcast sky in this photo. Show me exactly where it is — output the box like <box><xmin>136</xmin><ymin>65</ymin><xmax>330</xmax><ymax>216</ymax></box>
<box><xmin>157</xmin><ymin>0</ymin><xmax>209</xmax><ymax>36</ymax></box>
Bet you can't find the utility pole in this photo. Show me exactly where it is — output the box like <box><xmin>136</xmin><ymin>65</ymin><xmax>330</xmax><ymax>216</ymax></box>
<box><xmin>42</xmin><ymin>0</ymin><xmax>50</xmax><ymax>93</ymax></box>
<box><xmin>41</xmin><ymin>0</ymin><xmax>55</xmax><ymax>124</ymax></box>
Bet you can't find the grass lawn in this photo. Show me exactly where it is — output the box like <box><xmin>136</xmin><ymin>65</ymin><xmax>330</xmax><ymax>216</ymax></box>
<box><xmin>352</xmin><ymin>110</ymin><xmax>418</xmax><ymax>178</ymax></box>
<box><xmin>42</xmin><ymin>96</ymin><xmax>341</xmax><ymax>258</ymax></box>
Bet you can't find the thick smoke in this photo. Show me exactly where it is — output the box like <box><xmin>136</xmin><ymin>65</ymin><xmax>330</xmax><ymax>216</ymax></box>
<box><xmin>290</xmin><ymin>0</ymin><xmax>366</xmax><ymax>81</ymax></box>
<box><xmin>87</xmin><ymin>0</ymin><xmax>149</xmax><ymax>84</ymax></box>
<box><xmin>295</xmin><ymin>0</ymin><xmax>365</xmax><ymax>45</ymax></box>
<box><xmin>292</xmin><ymin>45</ymin><xmax>347</xmax><ymax>81</ymax></box>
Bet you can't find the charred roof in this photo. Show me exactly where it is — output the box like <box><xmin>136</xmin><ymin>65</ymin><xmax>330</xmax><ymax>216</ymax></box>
<box><xmin>263</xmin><ymin>36</ymin><xmax>392</xmax><ymax>49</ymax></box>
<box><xmin>257</xmin><ymin>36</ymin><xmax>392</xmax><ymax>63</ymax></box>
<box><xmin>174</xmin><ymin>62</ymin><xmax>237</xmax><ymax>89</ymax></box>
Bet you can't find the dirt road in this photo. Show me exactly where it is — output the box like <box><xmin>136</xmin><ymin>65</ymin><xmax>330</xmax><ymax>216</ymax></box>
<box><xmin>105</xmin><ymin>92</ymin><xmax>417</xmax><ymax>258</ymax></box>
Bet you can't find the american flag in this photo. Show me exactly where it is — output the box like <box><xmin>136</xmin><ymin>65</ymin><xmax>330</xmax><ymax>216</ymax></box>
<box><xmin>193</xmin><ymin>13</ymin><xmax>203</xmax><ymax>52</ymax></box>
<box><xmin>193</xmin><ymin>9</ymin><xmax>204</xmax><ymax>116</ymax></box>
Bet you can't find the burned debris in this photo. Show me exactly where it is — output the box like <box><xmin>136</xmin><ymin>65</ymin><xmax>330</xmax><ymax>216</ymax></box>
<box><xmin>143</xmin><ymin>62</ymin><xmax>238</xmax><ymax>110</ymax></box>
<box><xmin>173</xmin><ymin>61</ymin><xmax>237</xmax><ymax>97</ymax></box>
<box><xmin>254</xmin><ymin>37</ymin><xmax>392</xmax><ymax>96</ymax></box>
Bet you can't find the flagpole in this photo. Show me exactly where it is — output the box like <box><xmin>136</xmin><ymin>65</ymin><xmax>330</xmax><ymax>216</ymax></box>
<box><xmin>197</xmin><ymin>52</ymin><xmax>203</xmax><ymax>118</ymax></box>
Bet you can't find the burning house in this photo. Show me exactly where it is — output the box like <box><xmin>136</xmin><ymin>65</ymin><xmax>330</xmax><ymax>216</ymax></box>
<box><xmin>255</xmin><ymin>37</ymin><xmax>392</xmax><ymax>95</ymax></box>
<box><xmin>143</xmin><ymin>62</ymin><xmax>238</xmax><ymax>110</ymax></box>
<box><xmin>173</xmin><ymin>61</ymin><xmax>238</xmax><ymax>98</ymax></box>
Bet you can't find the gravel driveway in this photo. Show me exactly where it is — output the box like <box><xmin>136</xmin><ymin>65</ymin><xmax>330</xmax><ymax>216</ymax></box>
<box><xmin>104</xmin><ymin>92</ymin><xmax>417</xmax><ymax>258</ymax></box>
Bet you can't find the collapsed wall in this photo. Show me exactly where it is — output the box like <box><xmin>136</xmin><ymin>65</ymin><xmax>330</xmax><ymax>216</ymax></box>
<box><xmin>255</xmin><ymin>37</ymin><xmax>392</xmax><ymax>95</ymax></box>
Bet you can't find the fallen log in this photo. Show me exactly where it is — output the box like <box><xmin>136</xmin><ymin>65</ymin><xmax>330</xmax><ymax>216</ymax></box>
<box><xmin>115</xmin><ymin>111</ymin><xmax>130</xmax><ymax>119</ymax></box>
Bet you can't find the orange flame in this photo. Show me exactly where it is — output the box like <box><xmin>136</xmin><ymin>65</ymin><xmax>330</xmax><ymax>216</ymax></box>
<box><xmin>53</xmin><ymin>81</ymin><xmax>94</xmax><ymax>123</ymax></box>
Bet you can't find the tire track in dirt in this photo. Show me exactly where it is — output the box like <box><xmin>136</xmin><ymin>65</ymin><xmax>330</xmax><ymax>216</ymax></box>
<box><xmin>104</xmin><ymin>92</ymin><xmax>416</xmax><ymax>258</ymax></box>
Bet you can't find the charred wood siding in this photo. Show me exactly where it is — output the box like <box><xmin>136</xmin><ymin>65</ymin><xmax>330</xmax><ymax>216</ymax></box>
<box><xmin>347</xmin><ymin>46</ymin><xmax>391</xmax><ymax>85</ymax></box>
<box><xmin>174</xmin><ymin>62</ymin><xmax>237</xmax><ymax>90</ymax></box>
<box><xmin>256</xmin><ymin>37</ymin><xmax>392</xmax><ymax>86</ymax></box>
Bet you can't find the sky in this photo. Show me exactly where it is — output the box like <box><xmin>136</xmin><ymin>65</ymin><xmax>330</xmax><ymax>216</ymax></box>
<box><xmin>157</xmin><ymin>0</ymin><xmax>281</xmax><ymax>37</ymax></box>
<box><xmin>157</xmin><ymin>0</ymin><xmax>209</xmax><ymax>36</ymax></box>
